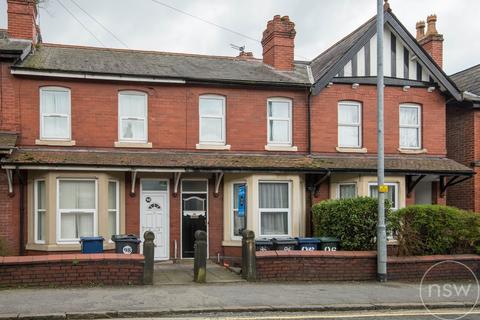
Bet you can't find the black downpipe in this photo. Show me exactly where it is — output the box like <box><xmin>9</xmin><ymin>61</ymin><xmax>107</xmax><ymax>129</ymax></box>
<box><xmin>16</xmin><ymin>169</ymin><xmax>25</xmax><ymax>256</ymax></box>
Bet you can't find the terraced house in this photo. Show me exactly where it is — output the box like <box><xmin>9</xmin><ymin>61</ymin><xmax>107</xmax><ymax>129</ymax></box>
<box><xmin>0</xmin><ymin>0</ymin><xmax>473</xmax><ymax>261</ymax></box>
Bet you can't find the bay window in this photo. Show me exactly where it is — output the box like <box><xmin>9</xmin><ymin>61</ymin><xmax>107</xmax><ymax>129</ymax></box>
<box><xmin>259</xmin><ymin>182</ymin><xmax>290</xmax><ymax>236</ymax></box>
<box><xmin>338</xmin><ymin>101</ymin><xmax>361</xmax><ymax>148</ymax></box>
<box><xmin>34</xmin><ymin>180</ymin><xmax>46</xmax><ymax>243</ymax></box>
<box><xmin>57</xmin><ymin>180</ymin><xmax>97</xmax><ymax>242</ymax></box>
<box><xmin>399</xmin><ymin>104</ymin><xmax>421</xmax><ymax>149</ymax></box>
<box><xmin>118</xmin><ymin>91</ymin><xmax>148</xmax><ymax>142</ymax></box>
<box><xmin>267</xmin><ymin>98</ymin><xmax>292</xmax><ymax>146</ymax></box>
<box><xmin>40</xmin><ymin>87</ymin><xmax>71</xmax><ymax>140</ymax></box>
<box><xmin>369</xmin><ymin>182</ymin><xmax>399</xmax><ymax>210</ymax></box>
<box><xmin>199</xmin><ymin>95</ymin><xmax>226</xmax><ymax>144</ymax></box>
<box><xmin>108</xmin><ymin>180</ymin><xmax>119</xmax><ymax>239</ymax></box>
<box><xmin>338</xmin><ymin>183</ymin><xmax>357</xmax><ymax>199</ymax></box>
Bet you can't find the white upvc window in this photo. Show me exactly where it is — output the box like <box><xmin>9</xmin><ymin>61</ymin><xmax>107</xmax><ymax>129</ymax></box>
<box><xmin>199</xmin><ymin>95</ymin><xmax>226</xmax><ymax>144</ymax></box>
<box><xmin>34</xmin><ymin>180</ymin><xmax>46</xmax><ymax>244</ymax></box>
<box><xmin>232</xmin><ymin>182</ymin><xmax>247</xmax><ymax>239</ymax></box>
<box><xmin>399</xmin><ymin>104</ymin><xmax>421</xmax><ymax>149</ymax></box>
<box><xmin>338</xmin><ymin>101</ymin><xmax>362</xmax><ymax>148</ymax></box>
<box><xmin>267</xmin><ymin>98</ymin><xmax>292</xmax><ymax>146</ymax></box>
<box><xmin>57</xmin><ymin>179</ymin><xmax>97</xmax><ymax>243</ymax></box>
<box><xmin>258</xmin><ymin>181</ymin><xmax>291</xmax><ymax>237</ymax></box>
<box><xmin>40</xmin><ymin>87</ymin><xmax>71</xmax><ymax>140</ymax></box>
<box><xmin>338</xmin><ymin>183</ymin><xmax>357</xmax><ymax>199</ymax></box>
<box><xmin>108</xmin><ymin>180</ymin><xmax>120</xmax><ymax>240</ymax></box>
<box><xmin>368</xmin><ymin>182</ymin><xmax>399</xmax><ymax>210</ymax></box>
<box><xmin>118</xmin><ymin>91</ymin><xmax>148</xmax><ymax>142</ymax></box>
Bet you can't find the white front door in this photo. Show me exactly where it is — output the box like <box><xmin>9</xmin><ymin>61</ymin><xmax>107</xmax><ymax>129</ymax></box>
<box><xmin>141</xmin><ymin>191</ymin><xmax>169</xmax><ymax>260</ymax></box>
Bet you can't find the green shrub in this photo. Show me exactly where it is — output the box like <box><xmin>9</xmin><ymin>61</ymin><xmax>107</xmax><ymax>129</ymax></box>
<box><xmin>390</xmin><ymin>205</ymin><xmax>480</xmax><ymax>256</ymax></box>
<box><xmin>312</xmin><ymin>197</ymin><xmax>392</xmax><ymax>250</ymax></box>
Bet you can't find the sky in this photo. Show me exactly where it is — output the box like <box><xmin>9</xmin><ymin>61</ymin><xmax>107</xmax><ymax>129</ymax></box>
<box><xmin>0</xmin><ymin>0</ymin><xmax>478</xmax><ymax>75</ymax></box>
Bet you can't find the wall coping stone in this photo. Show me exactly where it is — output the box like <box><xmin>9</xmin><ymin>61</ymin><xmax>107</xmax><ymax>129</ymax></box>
<box><xmin>0</xmin><ymin>253</ymin><xmax>144</xmax><ymax>265</ymax></box>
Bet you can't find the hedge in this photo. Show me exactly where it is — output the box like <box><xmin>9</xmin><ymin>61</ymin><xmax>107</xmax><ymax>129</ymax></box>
<box><xmin>390</xmin><ymin>205</ymin><xmax>480</xmax><ymax>256</ymax></box>
<box><xmin>312</xmin><ymin>197</ymin><xmax>393</xmax><ymax>250</ymax></box>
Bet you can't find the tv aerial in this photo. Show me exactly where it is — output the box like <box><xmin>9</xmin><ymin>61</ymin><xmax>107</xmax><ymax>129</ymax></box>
<box><xmin>230</xmin><ymin>44</ymin><xmax>245</xmax><ymax>53</ymax></box>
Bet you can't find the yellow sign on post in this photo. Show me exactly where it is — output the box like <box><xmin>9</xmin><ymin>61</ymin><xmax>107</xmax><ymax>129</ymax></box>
<box><xmin>378</xmin><ymin>185</ymin><xmax>389</xmax><ymax>193</ymax></box>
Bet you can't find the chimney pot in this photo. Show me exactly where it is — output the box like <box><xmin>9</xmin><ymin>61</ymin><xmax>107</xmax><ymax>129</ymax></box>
<box><xmin>261</xmin><ymin>15</ymin><xmax>296</xmax><ymax>71</ymax></box>
<box><xmin>416</xmin><ymin>21</ymin><xmax>425</xmax><ymax>40</ymax></box>
<box><xmin>426</xmin><ymin>14</ymin><xmax>438</xmax><ymax>35</ymax></box>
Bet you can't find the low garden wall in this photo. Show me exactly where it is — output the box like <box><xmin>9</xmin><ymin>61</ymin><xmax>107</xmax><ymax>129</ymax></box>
<box><xmin>256</xmin><ymin>251</ymin><xmax>480</xmax><ymax>282</ymax></box>
<box><xmin>0</xmin><ymin>253</ymin><xmax>144</xmax><ymax>287</ymax></box>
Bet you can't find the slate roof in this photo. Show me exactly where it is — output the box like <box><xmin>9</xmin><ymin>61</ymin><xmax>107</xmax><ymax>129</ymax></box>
<box><xmin>12</xmin><ymin>44</ymin><xmax>311</xmax><ymax>86</ymax></box>
<box><xmin>1</xmin><ymin>148</ymin><xmax>473</xmax><ymax>175</ymax></box>
<box><xmin>451</xmin><ymin>64</ymin><xmax>480</xmax><ymax>97</ymax></box>
<box><xmin>0</xmin><ymin>30</ymin><xmax>31</xmax><ymax>57</ymax></box>
<box><xmin>310</xmin><ymin>16</ymin><xmax>376</xmax><ymax>83</ymax></box>
<box><xmin>0</xmin><ymin>132</ymin><xmax>18</xmax><ymax>154</ymax></box>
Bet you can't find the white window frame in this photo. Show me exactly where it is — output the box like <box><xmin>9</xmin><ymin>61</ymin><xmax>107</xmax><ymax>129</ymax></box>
<box><xmin>56</xmin><ymin>179</ymin><xmax>98</xmax><ymax>244</ymax></box>
<box><xmin>108</xmin><ymin>180</ymin><xmax>120</xmax><ymax>241</ymax></box>
<box><xmin>258</xmin><ymin>181</ymin><xmax>292</xmax><ymax>238</ymax></box>
<box><xmin>231</xmin><ymin>181</ymin><xmax>247</xmax><ymax>241</ymax></box>
<box><xmin>34</xmin><ymin>179</ymin><xmax>46</xmax><ymax>244</ymax></box>
<box><xmin>337</xmin><ymin>182</ymin><xmax>357</xmax><ymax>199</ymax></box>
<box><xmin>39</xmin><ymin>87</ymin><xmax>71</xmax><ymax>141</ymax></box>
<box><xmin>267</xmin><ymin>98</ymin><xmax>293</xmax><ymax>146</ymax></box>
<box><xmin>338</xmin><ymin>101</ymin><xmax>362</xmax><ymax>148</ymax></box>
<box><xmin>199</xmin><ymin>95</ymin><xmax>226</xmax><ymax>145</ymax></box>
<box><xmin>368</xmin><ymin>182</ymin><xmax>399</xmax><ymax>210</ymax></box>
<box><xmin>399</xmin><ymin>103</ymin><xmax>421</xmax><ymax>149</ymax></box>
<box><xmin>118</xmin><ymin>91</ymin><xmax>148</xmax><ymax>143</ymax></box>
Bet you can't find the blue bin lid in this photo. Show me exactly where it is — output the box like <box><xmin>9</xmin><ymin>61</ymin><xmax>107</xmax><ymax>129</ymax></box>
<box><xmin>295</xmin><ymin>237</ymin><xmax>321</xmax><ymax>243</ymax></box>
<box><xmin>79</xmin><ymin>236</ymin><xmax>104</xmax><ymax>242</ymax></box>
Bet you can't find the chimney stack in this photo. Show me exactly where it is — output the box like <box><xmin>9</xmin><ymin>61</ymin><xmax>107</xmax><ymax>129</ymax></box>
<box><xmin>261</xmin><ymin>15</ymin><xmax>296</xmax><ymax>71</ymax></box>
<box><xmin>7</xmin><ymin>0</ymin><xmax>40</xmax><ymax>44</ymax></box>
<box><xmin>416</xmin><ymin>14</ymin><xmax>443</xmax><ymax>68</ymax></box>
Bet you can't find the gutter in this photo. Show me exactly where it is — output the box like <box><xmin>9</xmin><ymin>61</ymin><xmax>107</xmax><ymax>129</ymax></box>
<box><xmin>462</xmin><ymin>91</ymin><xmax>480</xmax><ymax>102</ymax></box>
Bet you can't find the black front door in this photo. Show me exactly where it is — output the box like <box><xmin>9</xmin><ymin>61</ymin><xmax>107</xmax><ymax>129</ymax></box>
<box><xmin>181</xmin><ymin>180</ymin><xmax>208</xmax><ymax>258</ymax></box>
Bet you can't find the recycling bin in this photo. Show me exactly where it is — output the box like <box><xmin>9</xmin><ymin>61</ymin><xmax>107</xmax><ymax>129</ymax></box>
<box><xmin>255</xmin><ymin>238</ymin><xmax>274</xmax><ymax>251</ymax></box>
<box><xmin>111</xmin><ymin>234</ymin><xmax>141</xmax><ymax>254</ymax></box>
<box><xmin>318</xmin><ymin>237</ymin><xmax>340</xmax><ymax>251</ymax></box>
<box><xmin>295</xmin><ymin>237</ymin><xmax>321</xmax><ymax>251</ymax></box>
<box><xmin>272</xmin><ymin>238</ymin><xmax>298</xmax><ymax>251</ymax></box>
<box><xmin>79</xmin><ymin>236</ymin><xmax>104</xmax><ymax>254</ymax></box>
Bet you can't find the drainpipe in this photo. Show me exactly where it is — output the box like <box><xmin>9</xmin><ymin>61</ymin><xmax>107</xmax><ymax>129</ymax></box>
<box><xmin>16</xmin><ymin>169</ymin><xmax>25</xmax><ymax>256</ymax></box>
<box><xmin>306</xmin><ymin>88</ymin><xmax>312</xmax><ymax>155</ymax></box>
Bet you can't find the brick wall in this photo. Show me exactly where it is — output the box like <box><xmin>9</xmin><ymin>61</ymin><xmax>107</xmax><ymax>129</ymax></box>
<box><xmin>311</xmin><ymin>84</ymin><xmax>447</xmax><ymax>155</ymax></box>
<box><xmin>256</xmin><ymin>251</ymin><xmax>480</xmax><ymax>282</ymax></box>
<box><xmin>0</xmin><ymin>172</ymin><xmax>20</xmax><ymax>255</ymax></box>
<box><xmin>446</xmin><ymin>104</ymin><xmax>477</xmax><ymax>211</ymax></box>
<box><xmin>0</xmin><ymin>253</ymin><xmax>144</xmax><ymax>287</ymax></box>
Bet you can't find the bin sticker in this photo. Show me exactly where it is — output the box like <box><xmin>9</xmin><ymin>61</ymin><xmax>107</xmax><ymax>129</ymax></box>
<box><xmin>323</xmin><ymin>246</ymin><xmax>337</xmax><ymax>251</ymax></box>
<box><xmin>123</xmin><ymin>245</ymin><xmax>133</xmax><ymax>254</ymax></box>
<box><xmin>301</xmin><ymin>246</ymin><xmax>316</xmax><ymax>251</ymax></box>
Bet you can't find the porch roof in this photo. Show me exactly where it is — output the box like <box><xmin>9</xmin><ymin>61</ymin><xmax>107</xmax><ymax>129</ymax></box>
<box><xmin>0</xmin><ymin>132</ymin><xmax>18</xmax><ymax>154</ymax></box>
<box><xmin>0</xmin><ymin>148</ymin><xmax>473</xmax><ymax>176</ymax></box>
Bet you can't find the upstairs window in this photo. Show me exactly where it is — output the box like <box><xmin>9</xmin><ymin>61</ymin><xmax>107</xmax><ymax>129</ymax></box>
<box><xmin>40</xmin><ymin>87</ymin><xmax>71</xmax><ymax>140</ymax></box>
<box><xmin>199</xmin><ymin>95</ymin><xmax>225</xmax><ymax>144</ymax></box>
<box><xmin>118</xmin><ymin>91</ymin><xmax>148</xmax><ymax>142</ymax></box>
<box><xmin>338</xmin><ymin>101</ymin><xmax>361</xmax><ymax>148</ymax></box>
<box><xmin>267</xmin><ymin>98</ymin><xmax>292</xmax><ymax>146</ymax></box>
<box><xmin>399</xmin><ymin>104</ymin><xmax>421</xmax><ymax>149</ymax></box>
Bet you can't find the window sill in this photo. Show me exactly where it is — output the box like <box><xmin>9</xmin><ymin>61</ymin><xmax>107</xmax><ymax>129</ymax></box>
<box><xmin>196</xmin><ymin>143</ymin><xmax>231</xmax><ymax>150</ymax></box>
<box><xmin>397</xmin><ymin>148</ymin><xmax>427</xmax><ymax>154</ymax></box>
<box><xmin>35</xmin><ymin>139</ymin><xmax>76</xmax><ymax>146</ymax></box>
<box><xmin>336</xmin><ymin>147</ymin><xmax>367</xmax><ymax>153</ymax></box>
<box><xmin>265</xmin><ymin>145</ymin><xmax>298</xmax><ymax>152</ymax></box>
<box><xmin>114</xmin><ymin>141</ymin><xmax>153</xmax><ymax>148</ymax></box>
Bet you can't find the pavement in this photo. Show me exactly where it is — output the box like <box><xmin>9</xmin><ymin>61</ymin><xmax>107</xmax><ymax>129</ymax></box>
<box><xmin>0</xmin><ymin>281</ymin><xmax>478</xmax><ymax>319</ymax></box>
<box><xmin>154</xmin><ymin>260</ymin><xmax>244</xmax><ymax>285</ymax></box>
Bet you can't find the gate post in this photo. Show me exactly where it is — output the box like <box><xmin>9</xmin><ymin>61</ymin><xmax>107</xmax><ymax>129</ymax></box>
<box><xmin>193</xmin><ymin>230</ymin><xmax>207</xmax><ymax>283</ymax></box>
<box><xmin>241</xmin><ymin>229</ymin><xmax>256</xmax><ymax>281</ymax></box>
<box><xmin>143</xmin><ymin>231</ymin><xmax>155</xmax><ymax>285</ymax></box>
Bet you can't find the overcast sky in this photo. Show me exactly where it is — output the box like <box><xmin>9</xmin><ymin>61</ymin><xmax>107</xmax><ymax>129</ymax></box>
<box><xmin>0</xmin><ymin>0</ymin><xmax>478</xmax><ymax>74</ymax></box>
